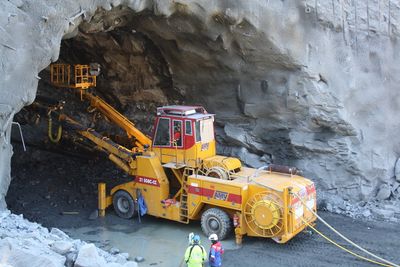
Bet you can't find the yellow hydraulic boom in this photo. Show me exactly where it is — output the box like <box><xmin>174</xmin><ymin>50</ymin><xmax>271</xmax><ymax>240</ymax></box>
<box><xmin>82</xmin><ymin>92</ymin><xmax>152</xmax><ymax>149</ymax></box>
<box><xmin>50</xmin><ymin>63</ymin><xmax>151</xmax><ymax>150</ymax></box>
<box><xmin>59</xmin><ymin>114</ymin><xmax>138</xmax><ymax>175</ymax></box>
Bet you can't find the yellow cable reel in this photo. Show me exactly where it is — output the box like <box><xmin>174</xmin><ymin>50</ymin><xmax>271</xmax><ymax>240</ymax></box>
<box><xmin>244</xmin><ymin>191</ymin><xmax>283</xmax><ymax>237</ymax></box>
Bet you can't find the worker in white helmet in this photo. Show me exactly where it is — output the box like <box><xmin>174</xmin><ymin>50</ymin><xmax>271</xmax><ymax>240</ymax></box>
<box><xmin>208</xmin><ymin>234</ymin><xmax>224</xmax><ymax>267</ymax></box>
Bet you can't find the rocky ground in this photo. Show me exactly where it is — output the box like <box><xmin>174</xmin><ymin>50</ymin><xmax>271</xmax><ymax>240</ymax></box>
<box><xmin>224</xmin><ymin>211</ymin><xmax>400</xmax><ymax>267</ymax></box>
<box><xmin>0</xmin><ymin>209</ymin><xmax>138</xmax><ymax>267</ymax></box>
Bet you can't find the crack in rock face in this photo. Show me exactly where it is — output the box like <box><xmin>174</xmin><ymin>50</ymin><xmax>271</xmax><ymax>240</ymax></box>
<box><xmin>1</xmin><ymin>0</ymin><xmax>400</xmax><ymax>216</ymax></box>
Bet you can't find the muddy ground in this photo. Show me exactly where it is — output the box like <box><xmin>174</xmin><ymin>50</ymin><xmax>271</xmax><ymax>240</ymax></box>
<box><xmin>7</xmin><ymin>145</ymin><xmax>400</xmax><ymax>267</ymax></box>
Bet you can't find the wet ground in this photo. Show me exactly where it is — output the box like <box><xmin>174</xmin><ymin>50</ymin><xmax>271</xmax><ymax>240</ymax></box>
<box><xmin>7</xmin><ymin>146</ymin><xmax>400</xmax><ymax>267</ymax></box>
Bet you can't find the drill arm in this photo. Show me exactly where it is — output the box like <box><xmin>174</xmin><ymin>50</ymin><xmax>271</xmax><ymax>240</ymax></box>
<box><xmin>60</xmin><ymin>114</ymin><xmax>137</xmax><ymax>176</ymax></box>
<box><xmin>82</xmin><ymin>92</ymin><xmax>152</xmax><ymax>149</ymax></box>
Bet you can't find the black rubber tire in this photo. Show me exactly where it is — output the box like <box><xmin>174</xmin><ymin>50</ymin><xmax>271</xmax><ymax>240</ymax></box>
<box><xmin>113</xmin><ymin>190</ymin><xmax>136</xmax><ymax>219</ymax></box>
<box><xmin>201</xmin><ymin>208</ymin><xmax>232</xmax><ymax>240</ymax></box>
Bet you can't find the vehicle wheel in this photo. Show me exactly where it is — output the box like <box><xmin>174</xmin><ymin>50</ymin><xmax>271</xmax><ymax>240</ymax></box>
<box><xmin>113</xmin><ymin>190</ymin><xmax>136</xmax><ymax>219</ymax></box>
<box><xmin>201</xmin><ymin>208</ymin><xmax>232</xmax><ymax>240</ymax></box>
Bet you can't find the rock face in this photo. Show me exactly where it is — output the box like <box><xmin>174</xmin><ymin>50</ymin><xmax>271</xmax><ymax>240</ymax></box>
<box><xmin>1</xmin><ymin>0</ymin><xmax>400</xmax><ymax>209</ymax></box>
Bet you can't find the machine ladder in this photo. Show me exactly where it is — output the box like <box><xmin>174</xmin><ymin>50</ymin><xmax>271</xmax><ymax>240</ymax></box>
<box><xmin>179</xmin><ymin>168</ymin><xmax>193</xmax><ymax>223</ymax></box>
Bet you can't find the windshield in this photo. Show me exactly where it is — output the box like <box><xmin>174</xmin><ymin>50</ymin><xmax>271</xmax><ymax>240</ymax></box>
<box><xmin>195</xmin><ymin>118</ymin><xmax>214</xmax><ymax>143</ymax></box>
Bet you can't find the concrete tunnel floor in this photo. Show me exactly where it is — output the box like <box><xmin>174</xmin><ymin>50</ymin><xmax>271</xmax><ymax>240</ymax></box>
<box><xmin>6</xmin><ymin>145</ymin><xmax>400</xmax><ymax>266</ymax></box>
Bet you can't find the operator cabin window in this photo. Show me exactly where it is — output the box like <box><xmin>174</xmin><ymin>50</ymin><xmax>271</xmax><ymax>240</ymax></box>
<box><xmin>154</xmin><ymin>118</ymin><xmax>170</xmax><ymax>146</ymax></box>
<box><xmin>195</xmin><ymin>118</ymin><xmax>214</xmax><ymax>143</ymax></box>
<box><xmin>173</xmin><ymin>120</ymin><xmax>183</xmax><ymax>147</ymax></box>
<box><xmin>185</xmin><ymin>120</ymin><xmax>192</xmax><ymax>135</ymax></box>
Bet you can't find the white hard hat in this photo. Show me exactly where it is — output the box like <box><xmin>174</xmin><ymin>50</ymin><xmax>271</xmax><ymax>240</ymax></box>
<box><xmin>208</xmin><ymin>234</ymin><xmax>218</xmax><ymax>241</ymax></box>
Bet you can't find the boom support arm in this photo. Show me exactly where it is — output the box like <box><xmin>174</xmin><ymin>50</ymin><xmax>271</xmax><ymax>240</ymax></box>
<box><xmin>82</xmin><ymin>92</ymin><xmax>152</xmax><ymax>149</ymax></box>
<box><xmin>60</xmin><ymin>114</ymin><xmax>137</xmax><ymax>176</ymax></box>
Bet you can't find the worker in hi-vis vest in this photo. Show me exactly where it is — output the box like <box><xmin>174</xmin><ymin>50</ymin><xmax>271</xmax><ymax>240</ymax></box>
<box><xmin>184</xmin><ymin>234</ymin><xmax>207</xmax><ymax>267</ymax></box>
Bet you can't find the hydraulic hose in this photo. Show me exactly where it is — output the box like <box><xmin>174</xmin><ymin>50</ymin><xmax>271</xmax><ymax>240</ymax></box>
<box><xmin>48</xmin><ymin>116</ymin><xmax>62</xmax><ymax>143</ymax></box>
<box><xmin>299</xmin><ymin>217</ymin><xmax>393</xmax><ymax>267</ymax></box>
<box><xmin>293</xmin><ymin>192</ymin><xmax>400</xmax><ymax>267</ymax></box>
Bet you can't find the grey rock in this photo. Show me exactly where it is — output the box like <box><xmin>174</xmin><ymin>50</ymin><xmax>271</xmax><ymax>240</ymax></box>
<box><xmin>382</xmin><ymin>204</ymin><xmax>400</xmax><ymax>213</ymax></box>
<box><xmin>376</xmin><ymin>184</ymin><xmax>392</xmax><ymax>200</ymax></box>
<box><xmin>371</xmin><ymin>207</ymin><xmax>395</xmax><ymax>219</ymax></box>
<box><xmin>362</xmin><ymin>209</ymin><xmax>371</xmax><ymax>218</ymax></box>
<box><xmin>392</xmin><ymin>182</ymin><xmax>400</xmax><ymax>193</ymax></box>
<box><xmin>50</xmin><ymin>228</ymin><xmax>70</xmax><ymax>240</ymax></box>
<box><xmin>233</xmin><ymin>147</ymin><xmax>266</xmax><ymax>168</ymax></box>
<box><xmin>51</xmin><ymin>241</ymin><xmax>73</xmax><ymax>255</ymax></box>
<box><xmin>134</xmin><ymin>256</ymin><xmax>144</xmax><ymax>263</ymax></box>
<box><xmin>120</xmin><ymin>253</ymin><xmax>129</xmax><ymax>260</ymax></box>
<box><xmin>0</xmin><ymin>238</ymin><xmax>66</xmax><ymax>267</ymax></box>
<box><xmin>326</xmin><ymin>203</ymin><xmax>333</xmax><ymax>212</ymax></box>
<box><xmin>112</xmin><ymin>254</ymin><xmax>127</xmax><ymax>264</ymax></box>
<box><xmin>224</xmin><ymin>124</ymin><xmax>248</xmax><ymax>147</ymax></box>
<box><xmin>0</xmin><ymin>211</ymin><xmax>137</xmax><ymax>267</ymax></box>
<box><xmin>395</xmin><ymin>158</ymin><xmax>400</xmax><ymax>182</ymax></box>
<box><xmin>109</xmin><ymin>247</ymin><xmax>120</xmax><ymax>255</ymax></box>
<box><xmin>8</xmin><ymin>0</ymin><xmax>23</xmax><ymax>8</ymax></box>
<box><xmin>66</xmin><ymin>252</ymin><xmax>78</xmax><ymax>267</ymax></box>
<box><xmin>74</xmin><ymin>243</ymin><xmax>107</xmax><ymax>267</ymax></box>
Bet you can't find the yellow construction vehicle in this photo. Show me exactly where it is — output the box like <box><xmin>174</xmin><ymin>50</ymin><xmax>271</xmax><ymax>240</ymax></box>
<box><xmin>49</xmin><ymin>63</ymin><xmax>317</xmax><ymax>244</ymax></box>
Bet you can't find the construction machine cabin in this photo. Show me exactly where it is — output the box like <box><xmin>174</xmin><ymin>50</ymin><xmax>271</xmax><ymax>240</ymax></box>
<box><xmin>49</xmin><ymin>63</ymin><xmax>317</xmax><ymax>244</ymax></box>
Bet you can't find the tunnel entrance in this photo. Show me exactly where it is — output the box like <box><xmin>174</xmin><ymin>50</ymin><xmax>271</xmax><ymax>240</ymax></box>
<box><xmin>6</xmin><ymin>23</ymin><xmax>182</xmax><ymax>228</ymax></box>
<box><xmin>5</xmin><ymin>4</ymin><xmax>323</xmax><ymax>231</ymax></box>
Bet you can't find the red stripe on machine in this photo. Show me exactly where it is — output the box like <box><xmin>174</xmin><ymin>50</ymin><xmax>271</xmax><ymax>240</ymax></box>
<box><xmin>188</xmin><ymin>185</ymin><xmax>202</xmax><ymax>195</ymax></box>
<box><xmin>227</xmin><ymin>194</ymin><xmax>242</xmax><ymax>204</ymax></box>
<box><xmin>202</xmin><ymin>188</ymin><xmax>215</xmax><ymax>198</ymax></box>
<box><xmin>188</xmin><ymin>186</ymin><xmax>242</xmax><ymax>204</ymax></box>
<box><xmin>188</xmin><ymin>186</ymin><xmax>214</xmax><ymax>197</ymax></box>
<box><xmin>136</xmin><ymin>176</ymin><xmax>160</xmax><ymax>187</ymax></box>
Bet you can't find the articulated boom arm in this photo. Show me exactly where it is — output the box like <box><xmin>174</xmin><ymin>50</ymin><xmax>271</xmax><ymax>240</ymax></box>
<box><xmin>59</xmin><ymin>114</ymin><xmax>137</xmax><ymax>176</ymax></box>
<box><xmin>82</xmin><ymin>92</ymin><xmax>152</xmax><ymax>149</ymax></box>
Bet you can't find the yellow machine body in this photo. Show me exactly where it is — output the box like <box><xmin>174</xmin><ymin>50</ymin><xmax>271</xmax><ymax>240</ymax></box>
<box><xmin>51</xmin><ymin>63</ymin><xmax>317</xmax><ymax>244</ymax></box>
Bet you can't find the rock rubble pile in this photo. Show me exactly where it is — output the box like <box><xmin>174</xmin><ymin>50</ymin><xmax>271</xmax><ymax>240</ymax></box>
<box><xmin>0</xmin><ymin>210</ymin><xmax>138</xmax><ymax>267</ymax></box>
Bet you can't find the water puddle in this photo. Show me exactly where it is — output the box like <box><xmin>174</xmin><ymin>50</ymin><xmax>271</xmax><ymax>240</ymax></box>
<box><xmin>63</xmin><ymin>217</ymin><xmax>239</xmax><ymax>266</ymax></box>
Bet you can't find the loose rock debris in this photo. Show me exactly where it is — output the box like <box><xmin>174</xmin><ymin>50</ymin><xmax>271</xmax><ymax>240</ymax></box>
<box><xmin>0</xmin><ymin>210</ymin><xmax>138</xmax><ymax>267</ymax></box>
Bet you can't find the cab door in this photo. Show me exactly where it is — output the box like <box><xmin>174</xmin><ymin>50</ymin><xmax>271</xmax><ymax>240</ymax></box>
<box><xmin>152</xmin><ymin>117</ymin><xmax>185</xmax><ymax>164</ymax></box>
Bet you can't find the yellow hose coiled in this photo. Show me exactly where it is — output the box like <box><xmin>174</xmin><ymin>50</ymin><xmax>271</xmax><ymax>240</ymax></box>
<box><xmin>48</xmin><ymin>116</ymin><xmax>62</xmax><ymax>143</ymax></box>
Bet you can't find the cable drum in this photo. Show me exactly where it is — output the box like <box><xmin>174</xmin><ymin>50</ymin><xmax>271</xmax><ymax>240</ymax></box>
<box><xmin>205</xmin><ymin>166</ymin><xmax>229</xmax><ymax>180</ymax></box>
<box><xmin>244</xmin><ymin>191</ymin><xmax>284</xmax><ymax>237</ymax></box>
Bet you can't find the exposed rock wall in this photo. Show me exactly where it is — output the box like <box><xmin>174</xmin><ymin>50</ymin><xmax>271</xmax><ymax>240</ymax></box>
<box><xmin>1</xmin><ymin>0</ymin><xmax>400</xmax><ymax>212</ymax></box>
